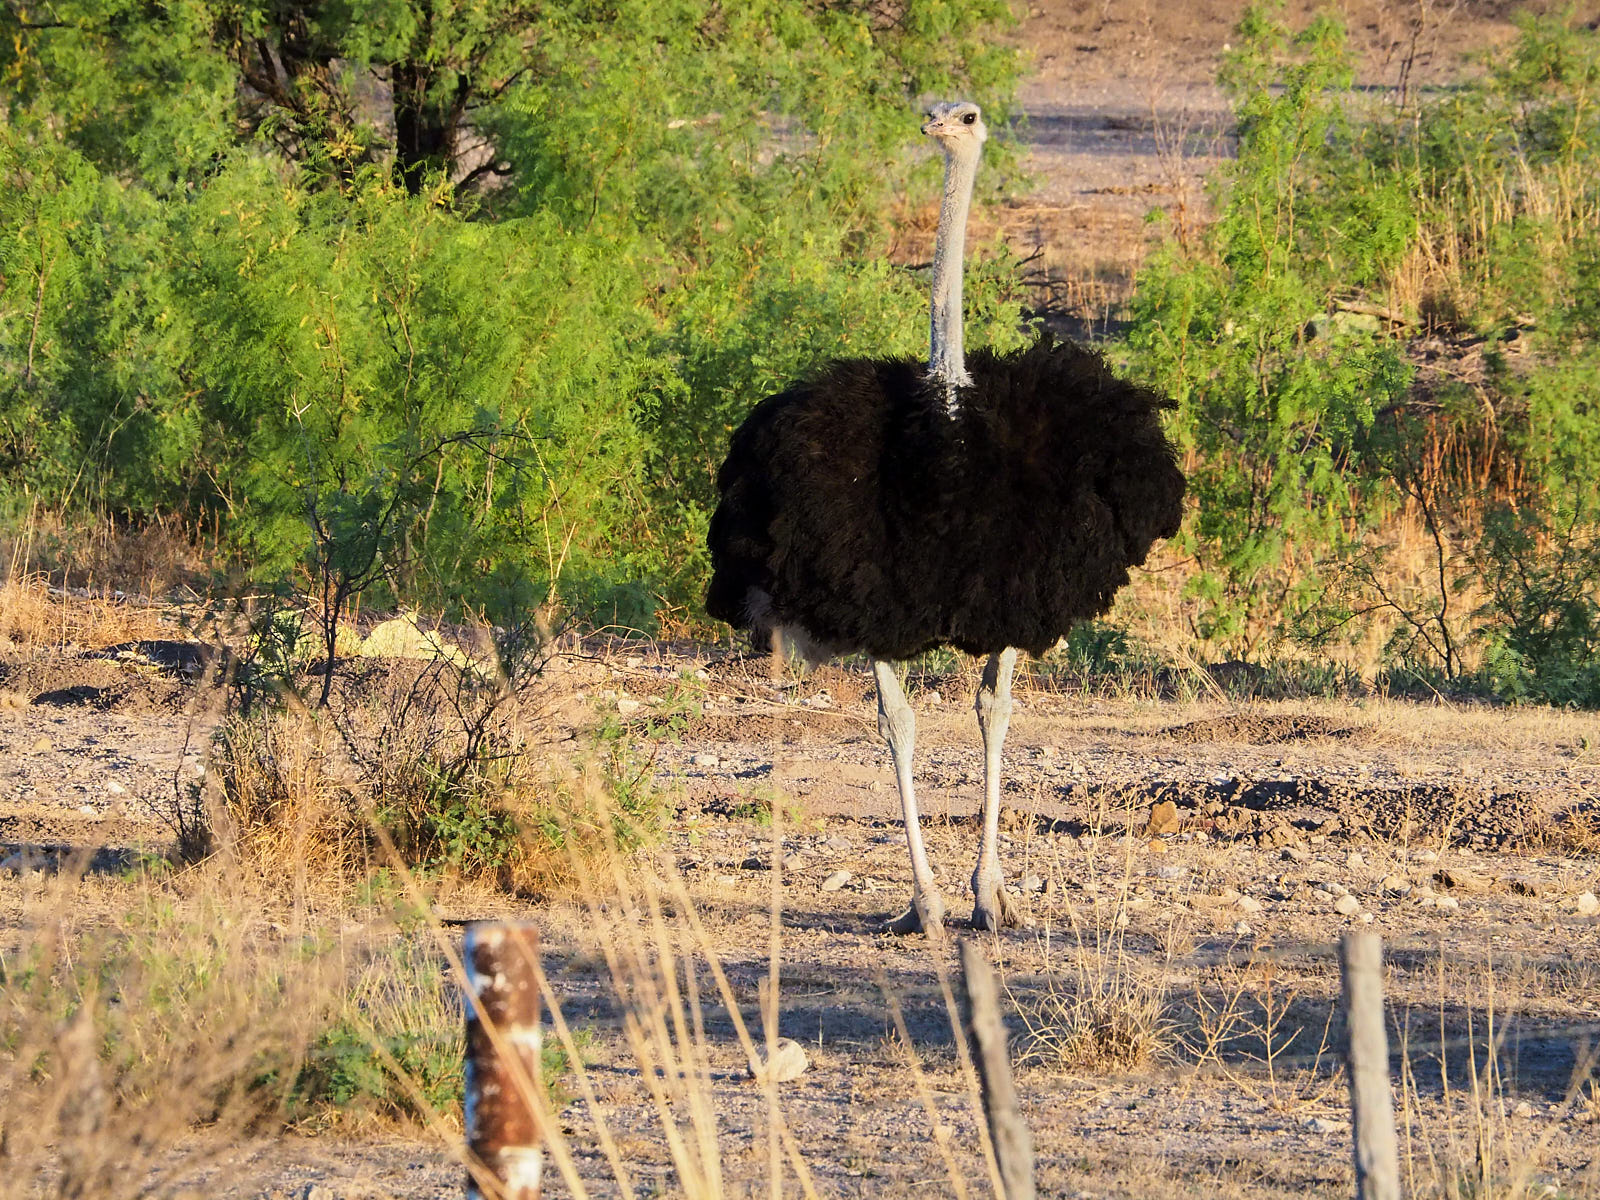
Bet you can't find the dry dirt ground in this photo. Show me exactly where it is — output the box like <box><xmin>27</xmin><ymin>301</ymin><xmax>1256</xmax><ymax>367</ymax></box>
<box><xmin>9</xmin><ymin>3</ymin><xmax>1600</xmax><ymax>1197</ymax></box>
<box><xmin>4</xmin><ymin>635</ymin><xmax>1600</xmax><ymax>1198</ymax></box>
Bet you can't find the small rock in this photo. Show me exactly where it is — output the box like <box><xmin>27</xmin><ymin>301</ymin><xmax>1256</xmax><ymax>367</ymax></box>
<box><xmin>822</xmin><ymin>834</ymin><xmax>853</xmax><ymax>853</ymax></box>
<box><xmin>1281</xmin><ymin>845</ymin><xmax>1310</xmax><ymax>863</ymax></box>
<box><xmin>1380</xmin><ymin>874</ymin><xmax>1411</xmax><ymax>897</ymax></box>
<box><xmin>616</xmin><ymin>697</ymin><xmax>641</xmax><ymax>716</ymax></box>
<box><xmin>1326</xmin><ymin>882</ymin><xmax>1350</xmax><ymax>899</ymax></box>
<box><xmin>106</xmin><ymin>779</ymin><xmax>128</xmax><ymax>795</ymax></box>
<box><xmin>1261</xmin><ymin>822</ymin><xmax>1302</xmax><ymax>848</ymax></box>
<box><xmin>691</xmin><ymin>752</ymin><xmax>720</xmax><ymax>769</ymax></box>
<box><xmin>1020</xmin><ymin>873</ymin><xmax>1046</xmax><ymax>894</ymax></box>
<box><xmin>1435</xmin><ymin>866</ymin><xmax>1492</xmax><ymax>893</ymax></box>
<box><xmin>1304</xmin><ymin>1116</ymin><xmax>1351</xmax><ymax>1135</ymax></box>
<box><xmin>1151</xmin><ymin>864</ymin><xmax>1187</xmax><ymax>881</ymax></box>
<box><xmin>1334</xmin><ymin>894</ymin><xmax>1362</xmax><ymax>917</ymax></box>
<box><xmin>1359</xmin><ymin>912</ymin><xmax>1375</xmax><ymax>924</ymax></box>
<box><xmin>1509</xmin><ymin>877</ymin><xmax>1541</xmax><ymax>898</ymax></box>
<box><xmin>781</xmin><ymin>853</ymin><xmax>804</xmax><ymax>872</ymax></box>
<box><xmin>1233</xmin><ymin>921</ymin><xmax>1253</xmax><ymax>936</ymax></box>
<box><xmin>821</xmin><ymin>870</ymin><xmax>852</xmax><ymax>892</ymax></box>
<box><xmin>925</xmin><ymin>690</ymin><xmax>943</xmax><ymax>705</ymax></box>
<box><xmin>30</xmin><ymin>736</ymin><xmax>51</xmax><ymax>753</ymax></box>
<box><xmin>1235</xmin><ymin>895</ymin><xmax>1264</xmax><ymax>914</ymax></box>
<box><xmin>740</xmin><ymin>855</ymin><xmax>767</xmax><ymax>870</ymax></box>
<box><xmin>1576</xmin><ymin>892</ymin><xmax>1600</xmax><ymax>916</ymax></box>
<box><xmin>748</xmin><ymin>1038</ymin><xmax>810</xmax><ymax>1084</ymax></box>
<box><xmin>1146</xmin><ymin>800</ymin><xmax>1181</xmax><ymax>836</ymax></box>
<box><xmin>1347</xmin><ymin>852</ymin><xmax>1366</xmax><ymax>870</ymax></box>
<box><xmin>1436</xmin><ymin>895</ymin><xmax>1460</xmax><ymax>911</ymax></box>
<box><xmin>1513</xmin><ymin>1100</ymin><xmax>1536</xmax><ymax>1119</ymax></box>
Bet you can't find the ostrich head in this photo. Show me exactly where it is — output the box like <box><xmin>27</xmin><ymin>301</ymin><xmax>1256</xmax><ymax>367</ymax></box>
<box><xmin>921</xmin><ymin>101</ymin><xmax>988</xmax><ymax>153</ymax></box>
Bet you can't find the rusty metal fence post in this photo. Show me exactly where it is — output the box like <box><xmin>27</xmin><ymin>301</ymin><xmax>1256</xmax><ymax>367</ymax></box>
<box><xmin>1340</xmin><ymin>931</ymin><xmax>1400</xmax><ymax>1200</ymax></box>
<box><xmin>464</xmin><ymin>922</ymin><xmax>544</xmax><ymax>1200</ymax></box>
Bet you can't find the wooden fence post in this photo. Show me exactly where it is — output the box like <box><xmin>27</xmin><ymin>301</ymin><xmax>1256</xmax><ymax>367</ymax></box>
<box><xmin>464</xmin><ymin>922</ymin><xmax>544</xmax><ymax>1200</ymax></box>
<box><xmin>959</xmin><ymin>939</ymin><xmax>1036</xmax><ymax>1200</ymax></box>
<box><xmin>1339</xmin><ymin>931</ymin><xmax>1400</xmax><ymax>1200</ymax></box>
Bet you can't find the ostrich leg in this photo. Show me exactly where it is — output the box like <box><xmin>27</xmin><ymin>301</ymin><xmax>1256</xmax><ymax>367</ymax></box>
<box><xmin>972</xmin><ymin>647</ymin><xmax>1021</xmax><ymax>930</ymax></box>
<box><xmin>873</xmin><ymin>659</ymin><xmax>946</xmax><ymax>935</ymax></box>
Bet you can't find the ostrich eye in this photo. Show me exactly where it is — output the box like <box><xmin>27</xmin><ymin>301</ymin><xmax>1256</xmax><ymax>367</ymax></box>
<box><xmin>962</xmin><ymin>112</ymin><xmax>976</xmax><ymax>125</ymax></box>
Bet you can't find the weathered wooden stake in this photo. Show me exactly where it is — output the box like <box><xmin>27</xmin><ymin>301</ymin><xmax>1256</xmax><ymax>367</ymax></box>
<box><xmin>959</xmin><ymin>939</ymin><xmax>1035</xmax><ymax>1200</ymax></box>
<box><xmin>1339</xmin><ymin>931</ymin><xmax>1400</xmax><ymax>1200</ymax></box>
<box><xmin>464</xmin><ymin>922</ymin><xmax>544</xmax><ymax>1200</ymax></box>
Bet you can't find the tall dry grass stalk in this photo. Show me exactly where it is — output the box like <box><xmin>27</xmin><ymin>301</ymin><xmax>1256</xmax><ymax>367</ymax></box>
<box><xmin>0</xmin><ymin>870</ymin><xmax>345</xmax><ymax>1200</ymax></box>
<box><xmin>0</xmin><ymin>575</ymin><xmax>171</xmax><ymax>654</ymax></box>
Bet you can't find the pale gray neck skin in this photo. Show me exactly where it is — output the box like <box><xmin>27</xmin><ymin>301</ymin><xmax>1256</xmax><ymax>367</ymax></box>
<box><xmin>920</xmin><ymin>101</ymin><xmax>986</xmax><ymax>414</ymax></box>
<box><xmin>928</xmin><ymin>140</ymin><xmax>980</xmax><ymax>396</ymax></box>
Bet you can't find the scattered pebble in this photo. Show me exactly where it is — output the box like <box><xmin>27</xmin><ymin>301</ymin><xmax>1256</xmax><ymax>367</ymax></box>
<box><xmin>1334</xmin><ymin>894</ymin><xmax>1362</xmax><ymax>917</ymax></box>
<box><xmin>691</xmin><ymin>752</ymin><xmax>720</xmax><ymax>769</ymax></box>
<box><xmin>1233</xmin><ymin>921</ymin><xmax>1252</xmax><ymax>936</ymax></box>
<box><xmin>1235</xmin><ymin>895</ymin><xmax>1264</xmax><ymax>914</ymax></box>
<box><xmin>821</xmin><ymin>870</ymin><xmax>852</xmax><ymax>893</ymax></box>
<box><xmin>1436</xmin><ymin>896</ymin><xmax>1460</xmax><ymax>911</ymax></box>
<box><xmin>1304</xmin><ymin>1116</ymin><xmax>1351</xmax><ymax>1135</ymax></box>
<box><xmin>616</xmin><ymin>697</ymin><xmax>641</xmax><ymax>716</ymax></box>
<box><xmin>1435</xmin><ymin>866</ymin><xmax>1493</xmax><ymax>893</ymax></box>
<box><xmin>1576</xmin><ymin>892</ymin><xmax>1600</xmax><ymax>916</ymax></box>
<box><xmin>1021</xmin><ymin>873</ymin><xmax>1046</xmax><ymax>894</ymax></box>
<box><xmin>1380</xmin><ymin>874</ymin><xmax>1411</xmax><ymax>896</ymax></box>
<box><xmin>1513</xmin><ymin>1100</ymin><xmax>1536</xmax><ymax>1119</ymax></box>
<box><xmin>748</xmin><ymin>1038</ymin><xmax>810</xmax><ymax>1084</ymax></box>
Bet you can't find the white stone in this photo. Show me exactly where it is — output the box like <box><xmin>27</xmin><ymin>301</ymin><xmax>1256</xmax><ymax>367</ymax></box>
<box><xmin>1436</xmin><ymin>896</ymin><xmax>1460</xmax><ymax>911</ymax></box>
<box><xmin>821</xmin><ymin>870</ymin><xmax>852</xmax><ymax>892</ymax></box>
<box><xmin>616</xmin><ymin>697</ymin><xmax>641</xmax><ymax>716</ymax></box>
<box><xmin>1576</xmin><ymin>892</ymin><xmax>1600</xmax><ymax>916</ymax></box>
<box><xmin>691</xmin><ymin>752</ymin><xmax>720</xmax><ymax>768</ymax></box>
<box><xmin>748</xmin><ymin>1038</ymin><xmax>810</xmax><ymax>1083</ymax></box>
<box><xmin>1334</xmin><ymin>894</ymin><xmax>1362</xmax><ymax>917</ymax></box>
<box><xmin>1304</xmin><ymin>1116</ymin><xmax>1351</xmax><ymax>1135</ymax></box>
<box><xmin>1235</xmin><ymin>896</ymin><xmax>1264</xmax><ymax>914</ymax></box>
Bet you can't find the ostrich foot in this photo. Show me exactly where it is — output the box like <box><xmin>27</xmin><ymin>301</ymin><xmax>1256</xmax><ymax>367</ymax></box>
<box><xmin>883</xmin><ymin>888</ymin><xmax>947</xmax><ymax>936</ymax></box>
<box><xmin>971</xmin><ymin>870</ymin><xmax>1022</xmax><ymax>931</ymax></box>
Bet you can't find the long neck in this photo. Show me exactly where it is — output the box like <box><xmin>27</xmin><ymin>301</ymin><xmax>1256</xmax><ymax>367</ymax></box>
<box><xmin>928</xmin><ymin>141</ymin><xmax>980</xmax><ymax>400</ymax></box>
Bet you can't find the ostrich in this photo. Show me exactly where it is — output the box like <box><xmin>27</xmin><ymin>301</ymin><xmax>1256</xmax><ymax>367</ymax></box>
<box><xmin>705</xmin><ymin>101</ymin><xmax>1185</xmax><ymax>933</ymax></box>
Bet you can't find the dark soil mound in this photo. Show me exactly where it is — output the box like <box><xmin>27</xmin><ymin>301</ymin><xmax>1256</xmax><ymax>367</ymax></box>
<box><xmin>0</xmin><ymin>655</ymin><xmax>192</xmax><ymax>714</ymax></box>
<box><xmin>1161</xmin><ymin>713</ymin><xmax>1367</xmax><ymax>745</ymax></box>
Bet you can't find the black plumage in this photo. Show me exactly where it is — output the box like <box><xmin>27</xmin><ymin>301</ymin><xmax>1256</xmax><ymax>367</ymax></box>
<box><xmin>706</xmin><ymin>333</ymin><xmax>1186</xmax><ymax>661</ymax></box>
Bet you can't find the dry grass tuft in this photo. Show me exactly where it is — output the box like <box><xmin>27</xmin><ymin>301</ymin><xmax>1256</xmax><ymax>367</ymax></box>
<box><xmin>1016</xmin><ymin>958</ymin><xmax>1172</xmax><ymax>1072</ymax></box>
<box><xmin>0</xmin><ymin>874</ymin><xmax>346</xmax><ymax>1200</ymax></box>
<box><xmin>0</xmin><ymin>575</ymin><xmax>171</xmax><ymax>653</ymax></box>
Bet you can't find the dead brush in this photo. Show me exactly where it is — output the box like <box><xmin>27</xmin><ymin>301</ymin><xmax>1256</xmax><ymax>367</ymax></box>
<box><xmin>210</xmin><ymin>637</ymin><xmax>666</xmax><ymax>897</ymax></box>
<box><xmin>0</xmin><ymin>573</ymin><xmax>169</xmax><ymax>653</ymax></box>
<box><xmin>1394</xmin><ymin>945</ymin><xmax>1597</xmax><ymax>1200</ymax></box>
<box><xmin>0</xmin><ymin>871</ymin><xmax>346</xmax><ymax>1200</ymax></box>
<box><xmin>1011</xmin><ymin>824</ymin><xmax>1179</xmax><ymax>1073</ymax></box>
